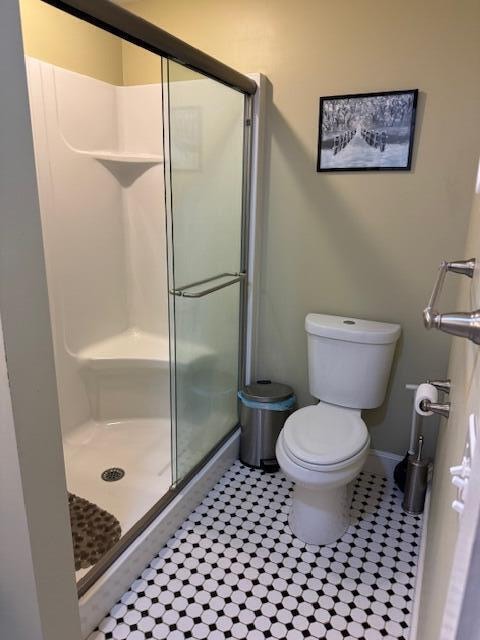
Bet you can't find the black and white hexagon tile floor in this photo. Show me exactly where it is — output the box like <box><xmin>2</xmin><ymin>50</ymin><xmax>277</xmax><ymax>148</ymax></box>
<box><xmin>89</xmin><ymin>461</ymin><xmax>422</xmax><ymax>640</ymax></box>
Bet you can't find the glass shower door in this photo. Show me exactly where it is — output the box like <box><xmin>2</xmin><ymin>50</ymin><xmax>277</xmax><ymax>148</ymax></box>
<box><xmin>164</xmin><ymin>60</ymin><xmax>247</xmax><ymax>483</ymax></box>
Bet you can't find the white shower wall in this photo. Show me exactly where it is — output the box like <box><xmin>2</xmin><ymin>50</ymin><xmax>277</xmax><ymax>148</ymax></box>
<box><xmin>25</xmin><ymin>57</ymin><xmax>168</xmax><ymax>434</ymax></box>
<box><xmin>23</xmin><ymin>55</ymin><xmax>255</xmax><ymax>582</ymax></box>
<box><xmin>118</xmin><ymin>84</ymin><xmax>168</xmax><ymax>336</ymax></box>
<box><xmin>25</xmin><ymin>57</ymin><xmax>249</xmax><ymax>530</ymax></box>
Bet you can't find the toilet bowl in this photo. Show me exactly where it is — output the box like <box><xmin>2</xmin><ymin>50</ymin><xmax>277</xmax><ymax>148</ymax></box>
<box><xmin>276</xmin><ymin>403</ymin><xmax>370</xmax><ymax>545</ymax></box>
<box><xmin>276</xmin><ymin>313</ymin><xmax>400</xmax><ymax>545</ymax></box>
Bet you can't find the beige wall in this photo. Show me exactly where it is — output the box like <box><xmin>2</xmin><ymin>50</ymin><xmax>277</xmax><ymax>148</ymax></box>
<box><xmin>18</xmin><ymin>0</ymin><xmax>480</xmax><ymax>456</ymax></box>
<box><xmin>121</xmin><ymin>39</ymin><xmax>197</xmax><ymax>85</ymax></box>
<box><xmin>18</xmin><ymin>0</ymin><xmax>166</xmax><ymax>86</ymax></box>
<box><xmin>19</xmin><ymin>0</ymin><xmax>123</xmax><ymax>84</ymax></box>
<box><xmin>121</xmin><ymin>40</ymin><xmax>161</xmax><ymax>85</ymax></box>
<box><xmin>126</xmin><ymin>0</ymin><xmax>480</xmax><ymax>456</ymax></box>
<box><xmin>417</xmin><ymin>186</ymin><xmax>480</xmax><ymax>640</ymax></box>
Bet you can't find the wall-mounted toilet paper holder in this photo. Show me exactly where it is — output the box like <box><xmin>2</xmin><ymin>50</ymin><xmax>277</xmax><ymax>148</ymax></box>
<box><xmin>423</xmin><ymin>258</ymin><xmax>480</xmax><ymax>345</ymax></box>
<box><xmin>419</xmin><ymin>378</ymin><xmax>451</xmax><ymax>418</ymax></box>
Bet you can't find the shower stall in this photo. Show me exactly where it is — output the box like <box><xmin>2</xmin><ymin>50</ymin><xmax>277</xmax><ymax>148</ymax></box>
<box><xmin>21</xmin><ymin>0</ymin><xmax>260</xmax><ymax>607</ymax></box>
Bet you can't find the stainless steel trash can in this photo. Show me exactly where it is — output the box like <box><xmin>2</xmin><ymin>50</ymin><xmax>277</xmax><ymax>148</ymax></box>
<box><xmin>238</xmin><ymin>380</ymin><xmax>296</xmax><ymax>472</ymax></box>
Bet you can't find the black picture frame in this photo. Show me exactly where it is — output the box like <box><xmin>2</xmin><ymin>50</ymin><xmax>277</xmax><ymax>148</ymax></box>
<box><xmin>316</xmin><ymin>89</ymin><xmax>418</xmax><ymax>172</ymax></box>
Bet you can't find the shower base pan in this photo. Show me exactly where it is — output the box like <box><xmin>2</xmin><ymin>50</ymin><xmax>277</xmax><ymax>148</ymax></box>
<box><xmin>63</xmin><ymin>418</ymin><xmax>172</xmax><ymax>581</ymax></box>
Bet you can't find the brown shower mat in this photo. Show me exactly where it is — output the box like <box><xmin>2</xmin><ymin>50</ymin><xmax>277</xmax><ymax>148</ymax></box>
<box><xmin>68</xmin><ymin>493</ymin><xmax>121</xmax><ymax>571</ymax></box>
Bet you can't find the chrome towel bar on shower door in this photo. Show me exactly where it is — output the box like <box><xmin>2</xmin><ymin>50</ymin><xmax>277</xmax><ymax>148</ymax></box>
<box><xmin>170</xmin><ymin>272</ymin><xmax>247</xmax><ymax>298</ymax></box>
<box><xmin>423</xmin><ymin>258</ymin><xmax>480</xmax><ymax>344</ymax></box>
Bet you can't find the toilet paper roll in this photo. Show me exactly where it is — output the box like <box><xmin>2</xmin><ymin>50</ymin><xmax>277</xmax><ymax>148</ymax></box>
<box><xmin>415</xmin><ymin>383</ymin><xmax>439</xmax><ymax>416</ymax></box>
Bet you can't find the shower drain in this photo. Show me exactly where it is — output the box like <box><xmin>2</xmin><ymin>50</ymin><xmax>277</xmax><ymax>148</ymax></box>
<box><xmin>101</xmin><ymin>467</ymin><xmax>125</xmax><ymax>482</ymax></box>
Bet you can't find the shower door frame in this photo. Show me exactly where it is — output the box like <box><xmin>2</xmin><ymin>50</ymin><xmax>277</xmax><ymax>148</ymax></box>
<box><xmin>163</xmin><ymin>63</ymin><xmax>254</xmax><ymax>486</ymax></box>
<box><xmin>39</xmin><ymin>0</ymin><xmax>257</xmax><ymax>598</ymax></box>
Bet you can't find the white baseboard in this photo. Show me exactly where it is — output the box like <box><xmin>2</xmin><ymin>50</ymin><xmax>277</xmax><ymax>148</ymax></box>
<box><xmin>408</xmin><ymin>474</ymin><xmax>432</xmax><ymax>640</ymax></box>
<box><xmin>364</xmin><ymin>448</ymin><xmax>403</xmax><ymax>480</ymax></box>
<box><xmin>79</xmin><ymin>431</ymin><xmax>240</xmax><ymax>638</ymax></box>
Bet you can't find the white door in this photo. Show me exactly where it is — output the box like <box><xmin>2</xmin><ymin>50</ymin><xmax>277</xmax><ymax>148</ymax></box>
<box><xmin>413</xmin><ymin>165</ymin><xmax>480</xmax><ymax>640</ymax></box>
<box><xmin>438</xmin><ymin>170</ymin><xmax>480</xmax><ymax>639</ymax></box>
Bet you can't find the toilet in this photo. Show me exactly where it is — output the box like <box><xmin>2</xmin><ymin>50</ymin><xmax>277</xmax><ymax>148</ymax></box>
<box><xmin>276</xmin><ymin>313</ymin><xmax>401</xmax><ymax>545</ymax></box>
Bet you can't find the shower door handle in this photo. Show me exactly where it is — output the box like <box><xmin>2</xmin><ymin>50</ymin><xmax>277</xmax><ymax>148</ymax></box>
<box><xmin>170</xmin><ymin>272</ymin><xmax>246</xmax><ymax>298</ymax></box>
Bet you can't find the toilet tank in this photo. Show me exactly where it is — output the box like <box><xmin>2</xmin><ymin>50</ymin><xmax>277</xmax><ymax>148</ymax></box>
<box><xmin>305</xmin><ymin>314</ymin><xmax>401</xmax><ymax>409</ymax></box>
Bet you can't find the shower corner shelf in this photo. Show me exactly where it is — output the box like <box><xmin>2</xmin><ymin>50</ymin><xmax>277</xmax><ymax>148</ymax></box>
<box><xmin>74</xmin><ymin>149</ymin><xmax>164</xmax><ymax>165</ymax></box>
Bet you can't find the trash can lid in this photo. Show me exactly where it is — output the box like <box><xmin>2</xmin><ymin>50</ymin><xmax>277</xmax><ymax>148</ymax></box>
<box><xmin>242</xmin><ymin>380</ymin><xmax>294</xmax><ymax>403</ymax></box>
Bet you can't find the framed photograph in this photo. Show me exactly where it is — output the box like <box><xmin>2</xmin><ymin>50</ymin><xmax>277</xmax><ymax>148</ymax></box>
<box><xmin>317</xmin><ymin>89</ymin><xmax>418</xmax><ymax>172</ymax></box>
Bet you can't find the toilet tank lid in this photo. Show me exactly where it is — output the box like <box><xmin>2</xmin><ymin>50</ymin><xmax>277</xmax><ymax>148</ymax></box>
<box><xmin>305</xmin><ymin>313</ymin><xmax>401</xmax><ymax>345</ymax></box>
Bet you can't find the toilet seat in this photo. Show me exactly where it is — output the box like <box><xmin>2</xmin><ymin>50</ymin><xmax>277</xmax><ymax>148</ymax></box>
<box><xmin>282</xmin><ymin>403</ymin><xmax>369</xmax><ymax>470</ymax></box>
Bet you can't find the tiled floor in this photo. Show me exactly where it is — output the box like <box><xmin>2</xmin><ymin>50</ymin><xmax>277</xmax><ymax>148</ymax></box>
<box><xmin>90</xmin><ymin>461</ymin><xmax>422</xmax><ymax>640</ymax></box>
